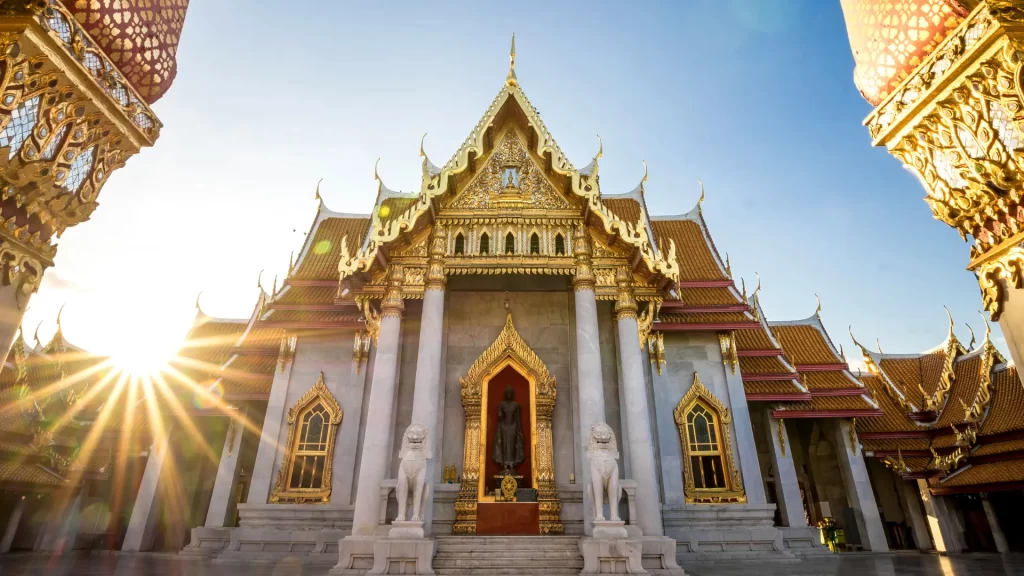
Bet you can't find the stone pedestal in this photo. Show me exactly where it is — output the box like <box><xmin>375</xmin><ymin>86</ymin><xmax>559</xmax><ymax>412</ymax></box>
<box><xmin>593</xmin><ymin>520</ymin><xmax>629</xmax><ymax>540</ymax></box>
<box><xmin>179</xmin><ymin>527</ymin><xmax>231</xmax><ymax>557</ymax></box>
<box><xmin>579</xmin><ymin>536</ymin><xmax>646</xmax><ymax>575</ymax></box>
<box><xmin>366</xmin><ymin>529</ymin><xmax>436</xmax><ymax>576</ymax></box>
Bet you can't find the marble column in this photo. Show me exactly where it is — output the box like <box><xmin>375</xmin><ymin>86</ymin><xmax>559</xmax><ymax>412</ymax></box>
<box><xmin>0</xmin><ymin>282</ymin><xmax>30</xmax><ymax>362</ymax></box>
<box><xmin>721</xmin><ymin>334</ymin><xmax>766</xmax><ymax>505</ymax></box>
<box><xmin>831</xmin><ymin>419</ymin><xmax>888</xmax><ymax>551</ymax></box>
<box><xmin>0</xmin><ymin>496</ymin><xmax>25</xmax><ymax>553</ymax></box>
<box><xmin>613</xmin><ymin>267</ymin><xmax>662</xmax><ymax>536</ymax></box>
<box><xmin>204</xmin><ymin>417</ymin><xmax>246</xmax><ymax>527</ymax></box>
<box><xmin>650</xmin><ymin>344</ymin><xmax>685</xmax><ymax>507</ymax></box>
<box><xmin>406</xmin><ymin>231</ymin><xmax>446</xmax><ymax>535</ymax></box>
<box><xmin>37</xmin><ymin>489</ymin><xmax>83</xmax><ymax>552</ymax></box>
<box><xmin>247</xmin><ymin>336</ymin><xmax>297</xmax><ymax>504</ymax></box>
<box><xmin>122</xmin><ymin>434</ymin><xmax>171</xmax><ymax>552</ymax></box>
<box><xmin>899</xmin><ymin>480</ymin><xmax>932</xmax><ymax>551</ymax></box>
<box><xmin>981</xmin><ymin>495</ymin><xmax>1009</xmax><ymax>553</ymax></box>
<box><xmin>349</xmin><ymin>265</ymin><xmax>405</xmax><ymax>537</ymax></box>
<box><xmin>917</xmin><ymin>479</ymin><xmax>965</xmax><ymax>553</ymax></box>
<box><xmin>573</xmin><ymin>226</ymin><xmax>606</xmax><ymax>535</ymax></box>
<box><xmin>763</xmin><ymin>412</ymin><xmax>805</xmax><ymax>527</ymax></box>
<box><xmin>995</xmin><ymin>279</ymin><xmax>1024</xmax><ymax>379</ymax></box>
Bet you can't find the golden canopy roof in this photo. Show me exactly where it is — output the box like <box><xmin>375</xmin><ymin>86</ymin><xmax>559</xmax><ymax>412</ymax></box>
<box><xmin>839</xmin><ymin>0</ymin><xmax>971</xmax><ymax>105</ymax></box>
<box><xmin>66</xmin><ymin>0</ymin><xmax>190</xmax><ymax>104</ymax></box>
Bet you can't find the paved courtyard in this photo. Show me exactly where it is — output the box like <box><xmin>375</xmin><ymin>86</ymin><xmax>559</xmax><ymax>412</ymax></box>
<box><xmin>0</xmin><ymin>552</ymin><xmax>1023</xmax><ymax>576</ymax></box>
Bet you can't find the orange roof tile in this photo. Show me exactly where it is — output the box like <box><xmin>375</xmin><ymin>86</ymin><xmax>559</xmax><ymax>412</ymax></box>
<box><xmin>932</xmin><ymin>352</ymin><xmax>984</xmax><ymax>429</ymax></box>
<box><xmin>675</xmin><ymin>287</ymin><xmax>743</xmax><ymax>306</ymax></box>
<box><xmin>744</xmin><ymin>380</ymin><xmax>806</xmax><ymax>397</ymax></box>
<box><xmin>739</xmin><ymin>356</ymin><xmax>793</xmax><ymax>375</ymax></box>
<box><xmin>0</xmin><ymin>462</ymin><xmax>64</xmax><ymax>486</ymax></box>
<box><xmin>973</xmin><ymin>438</ymin><xmax>1024</xmax><ymax>456</ymax></box>
<box><xmin>772</xmin><ymin>324</ymin><xmax>842</xmax><ymax>366</ymax></box>
<box><xmin>735</xmin><ymin>327</ymin><xmax>780</xmax><ymax>351</ymax></box>
<box><xmin>659</xmin><ymin>312</ymin><xmax>752</xmax><ymax>325</ymax></box>
<box><xmin>941</xmin><ymin>460</ymin><xmax>1024</xmax><ymax>487</ymax></box>
<box><xmin>980</xmin><ymin>364</ymin><xmax>1023</xmax><ymax>436</ymax></box>
<box><xmin>603</xmin><ymin>198</ymin><xmax>642</xmax><ymax>224</ymax></box>
<box><xmin>877</xmin><ymin>350</ymin><xmax>950</xmax><ymax>409</ymax></box>
<box><xmin>856</xmin><ymin>374</ymin><xmax>919</xmax><ymax>433</ymax></box>
<box><xmin>650</xmin><ymin>219</ymin><xmax>728</xmax><ymax>282</ymax></box>
<box><xmin>292</xmin><ymin>216</ymin><xmax>370</xmax><ymax>282</ymax></box>
<box><xmin>774</xmin><ymin>395</ymin><xmax>879</xmax><ymax>413</ymax></box>
<box><xmin>803</xmin><ymin>371</ymin><xmax>863</xmax><ymax>391</ymax></box>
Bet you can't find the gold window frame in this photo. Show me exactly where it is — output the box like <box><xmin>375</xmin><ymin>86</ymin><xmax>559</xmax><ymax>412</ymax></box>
<box><xmin>270</xmin><ymin>372</ymin><xmax>343</xmax><ymax>504</ymax></box>
<box><xmin>673</xmin><ymin>372</ymin><xmax>746</xmax><ymax>504</ymax></box>
<box><xmin>452</xmin><ymin>313</ymin><xmax>562</xmax><ymax>535</ymax></box>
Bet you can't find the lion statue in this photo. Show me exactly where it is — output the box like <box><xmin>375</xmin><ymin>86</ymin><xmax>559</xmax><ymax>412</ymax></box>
<box><xmin>396</xmin><ymin>423</ymin><xmax>432</xmax><ymax>522</ymax></box>
<box><xmin>586</xmin><ymin>422</ymin><xmax>621</xmax><ymax>522</ymax></box>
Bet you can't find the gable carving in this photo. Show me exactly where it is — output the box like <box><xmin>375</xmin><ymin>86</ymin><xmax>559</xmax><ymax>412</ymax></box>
<box><xmin>444</xmin><ymin>130</ymin><xmax>575</xmax><ymax>211</ymax></box>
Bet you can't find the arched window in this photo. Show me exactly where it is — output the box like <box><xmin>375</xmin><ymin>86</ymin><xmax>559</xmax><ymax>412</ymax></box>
<box><xmin>505</xmin><ymin>232</ymin><xmax>515</xmax><ymax>254</ymax></box>
<box><xmin>686</xmin><ymin>403</ymin><xmax>725</xmax><ymax>489</ymax></box>
<box><xmin>554</xmin><ymin>233</ymin><xmax>565</xmax><ymax>256</ymax></box>
<box><xmin>480</xmin><ymin>232</ymin><xmax>490</xmax><ymax>255</ymax></box>
<box><xmin>454</xmin><ymin>233</ymin><xmax>465</xmax><ymax>255</ymax></box>
<box><xmin>673</xmin><ymin>373</ymin><xmax>745</xmax><ymax>503</ymax></box>
<box><xmin>530</xmin><ymin>233</ymin><xmax>540</xmax><ymax>255</ymax></box>
<box><xmin>271</xmin><ymin>373</ymin><xmax>342</xmax><ymax>503</ymax></box>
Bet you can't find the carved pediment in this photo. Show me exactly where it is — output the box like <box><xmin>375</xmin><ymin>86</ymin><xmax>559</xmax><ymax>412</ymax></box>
<box><xmin>443</xmin><ymin>129</ymin><xmax>577</xmax><ymax>212</ymax></box>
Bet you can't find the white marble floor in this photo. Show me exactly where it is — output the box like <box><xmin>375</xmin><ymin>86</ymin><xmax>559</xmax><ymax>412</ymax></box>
<box><xmin>0</xmin><ymin>551</ymin><xmax>1021</xmax><ymax>576</ymax></box>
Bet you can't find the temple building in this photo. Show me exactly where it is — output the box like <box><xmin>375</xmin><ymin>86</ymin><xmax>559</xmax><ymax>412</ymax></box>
<box><xmin>1</xmin><ymin>9</ymin><xmax>1024</xmax><ymax>573</ymax></box>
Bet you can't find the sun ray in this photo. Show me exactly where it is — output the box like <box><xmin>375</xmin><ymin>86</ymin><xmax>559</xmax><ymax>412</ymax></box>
<box><xmin>149</xmin><ymin>372</ymin><xmax>219</xmax><ymax>464</ymax></box>
<box><xmin>161</xmin><ymin>363</ymin><xmax>265</xmax><ymax>439</ymax></box>
<box><xmin>0</xmin><ymin>356</ymin><xmax>118</xmax><ymax>418</ymax></box>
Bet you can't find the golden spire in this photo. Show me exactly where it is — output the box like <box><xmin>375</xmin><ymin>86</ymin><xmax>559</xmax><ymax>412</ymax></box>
<box><xmin>595</xmin><ymin>135</ymin><xmax>603</xmax><ymax>161</ymax></box>
<box><xmin>419</xmin><ymin>133</ymin><xmax>428</xmax><ymax>158</ymax></box>
<box><xmin>315</xmin><ymin>178</ymin><xmax>323</xmax><ymax>201</ymax></box>
<box><xmin>876</xmin><ymin>338</ymin><xmax>884</xmax><ymax>354</ymax></box>
<box><xmin>288</xmin><ymin>252</ymin><xmax>295</xmax><ymax>278</ymax></box>
<box><xmin>724</xmin><ymin>253</ymin><xmax>732</xmax><ymax>279</ymax></box>
<box><xmin>271</xmin><ymin>275</ymin><xmax>278</xmax><ymax>297</ymax></box>
<box><xmin>32</xmin><ymin>321</ymin><xmax>42</xmax><ymax>349</ymax></box>
<box><xmin>965</xmin><ymin>323</ymin><xmax>977</xmax><ymax>350</ymax></box>
<box><xmin>697</xmin><ymin>179</ymin><xmax>705</xmax><ymax>206</ymax></box>
<box><xmin>640</xmin><ymin>160</ymin><xmax>649</xmax><ymax>195</ymax></box>
<box><xmin>815</xmin><ymin>294</ymin><xmax>822</xmax><ymax>316</ymax></box>
<box><xmin>195</xmin><ymin>290</ymin><xmax>203</xmax><ymax>311</ymax></box>
<box><xmin>257</xmin><ymin>269</ymin><xmax>265</xmax><ymax>292</ymax></box>
<box><xmin>55</xmin><ymin>303</ymin><xmax>64</xmax><ymax>332</ymax></box>
<box><xmin>506</xmin><ymin>33</ymin><xmax>518</xmax><ymax>86</ymax></box>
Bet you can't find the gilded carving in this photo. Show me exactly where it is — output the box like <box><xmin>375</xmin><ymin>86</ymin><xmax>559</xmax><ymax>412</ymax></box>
<box><xmin>572</xmin><ymin>224</ymin><xmax>595</xmax><ymax>291</ymax></box>
<box><xmin>777</xmin><ymin>418</ymin><xmax>786</xmax><ymax>458</ymax></box>
<box><xmin>718</xmin><ymin>332</ymin><xmax>738</xmax><ymax>375</ymax></box>
<box><xmin>453</xmin><ymin>313</ymin><xmax>562</xmax><ymax>535</ymax></box>
<box><xmin>673</xmin><ymin>373</ymin><xmax>746</xmax><ymax>504</ymax></box>
<box><xmin>381</xmin><ymin>265</ymin><xmax>404</xmax><ymax>318</ymax></box>
<box><xmin>613</xmin><ymin>265</ymin><xmax>637</xmax><ymax>320</ymax></box>
<box><xmin>425</xmin><ymin>227</ymin><xmax>447</xmax><ymax>290</ymax></box>
<box><xmin>277</xmin><ymin>334</ymin><xmax>296</xmax><ymax>373</ymax></box>
<box><xmin>647</xmin><ymin>332</ymin><xmax>665</xmax><ymax>376</ymax></box>
<box><xmin>270</xmin><ymin>373</ymin><xmax>343</xmax><ymax>504</ymax></box>
<box><xmin>352</xmin><ymin>330</ymin><xmax>370</xmax><ymax>374</ymax></box>
<box><xmin>977</xmin><ymin>246</ymin><xmax>1024</xmax><ymax>320</ymax></box>
<box><xmin>637</xmin><ymin>300</ymin><xmax>660</xmax><ymax>349</ymax></box>
<box><xmin>444</xmin><ymin>129</ymin><xmax>575</xmax><ymax>211</ymax></box>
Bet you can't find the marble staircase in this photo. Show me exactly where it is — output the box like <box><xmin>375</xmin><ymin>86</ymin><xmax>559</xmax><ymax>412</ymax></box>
<box><xmin>433</xmin><ymin>535</ymin><xmax>583</xmax><ymax>575</ymax></box>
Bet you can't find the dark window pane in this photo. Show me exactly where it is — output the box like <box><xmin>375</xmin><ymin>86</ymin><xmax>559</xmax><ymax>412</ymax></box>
<box><xmin>480</xmin><ymin>233</ymin><xmax>489</xmax><ymax>255</ymax></box>
<box><xmin>691</xmin><ymin>456</ymin><xmax>704</xmax><ymax>488</ymax></box>
<box><xmin>555</xmin><ymin>234</ymin><xmax>565</xmax><ymax>255</ymax></box>
<box><xmin>530</xmin><ymin>233</ymin><xmax>539</xmax><ymax>255</ymax></box>
<box><xmin>454</xmin><ymin>234</ymin><xmax>464</xmax><ymax>255</ymax></box>
<box><xmin>505</xmin><ymin>232</ymin><xmax>515</xmax><ymax>254</ymax></box>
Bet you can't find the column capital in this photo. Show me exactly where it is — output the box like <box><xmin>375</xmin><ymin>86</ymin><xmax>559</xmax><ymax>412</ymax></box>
<box><xmin>614</xmin><ymin>265</ymin><xmax>637</xmax><ymax>320</ymax></box>
<box><xmin>573</xmin><ymin>224</ymin><xmax>595</xmax><ymax>291</ymax></box>
<box><xmin>381</xmin><ymin>264</ymin><xmax>404</xmax><ymax>318</ymax></box>
<box><xmin>425</xmin><ymin>226</ymin><xmax>447</xmax><ymax>291</ymax></box>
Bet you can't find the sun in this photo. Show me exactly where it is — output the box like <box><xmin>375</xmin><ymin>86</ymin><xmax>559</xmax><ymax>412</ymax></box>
<box><xmin>110</xmin><ymin>336</ymin><xmax>174</xmax><ymax>377</ymax></box>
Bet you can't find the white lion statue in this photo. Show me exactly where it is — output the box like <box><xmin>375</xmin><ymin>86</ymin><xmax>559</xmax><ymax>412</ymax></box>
<box><xmin>586</xmin><ymin>422</ymin><xmax>621</xmax><ymax>522</ymax></box>
<box><xmin>396</xmin><ymin>423</ymin><xmax>432</xmax><ymax>522</ymax></box>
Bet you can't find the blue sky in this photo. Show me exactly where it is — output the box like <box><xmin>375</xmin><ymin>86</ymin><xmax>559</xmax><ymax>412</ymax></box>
<box><xmin>24</xmin><ymin>0</ymin><xmax>1004</xmax><ymax>364</ymax></box>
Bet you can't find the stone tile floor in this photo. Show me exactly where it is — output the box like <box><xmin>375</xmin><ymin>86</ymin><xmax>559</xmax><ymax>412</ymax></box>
<box><xmin>0</xmin><ymin>552</ymin><xmax>1022</xmax><ymax>576</ymax></box>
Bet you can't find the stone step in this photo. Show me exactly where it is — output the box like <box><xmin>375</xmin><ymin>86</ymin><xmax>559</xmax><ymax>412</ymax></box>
<box><xmin>435</xmin><ymin>570</ymin><xmax>582</xmax><ymax>576</ymax></box>
<box><xmin>434</xmin><ymin>557</ymin><xmax>584</xmax><ymax>568</ymax></box>
<box><xmin>435</xmin><ymin>549</ymin><xmax>583</xmax><ymax>560</ymax></box>
<box><xmin>434</xmin><ymin>535</ymin><xmax>583</xmax><ymax>575</ymax></box>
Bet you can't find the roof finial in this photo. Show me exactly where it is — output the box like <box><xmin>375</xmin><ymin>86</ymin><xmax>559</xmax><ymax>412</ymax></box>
<box><xmin>271</xmin><ymin>275</ymin><xmax>278</xmax><ymax>297</ymax></box>
<box><xmin>724</xmin><ymin>253</ymin><xmax>732</xmax><ymax>279</ymax></box>
<box><xmin>56</xmin><ymin>303</ymin><xmax>64</xmax><ymax>331</ymax></box>
<box><xmin>195</xmin><ymin>290</ymin><xmax>203</xmax><ymax>311</ymax></box>
<box><xmin>374</xmin><ymin>158</ymin><xmax>381</xmax><ymax>183</ymax></box>
<box><xmin>506</xmin><ymin>33</ymin><xmax>518</xmax><ymax>86</ymax></box>
<box><xmin>741</xmin><ymin>277</ymin><xmax>748</xmax><ymax>302</ymax></box>
<box><xmin>815</xmin><ymin>294</ymin><xmax>822</xmax><ymax>316</ymax></box>
<box><xmin>978</xmin><ymin>310</ymin><xmax>992</xmax><ymax>341</ymax></box>
<box><xmin>288</xmin><ymin>252</ymin><xmax>295</xmax><ymax>278</ymax></box>
<box><xmin>639</xmin><ymin>160</ymin><xmax>649</xmax><ymax>194</ymax></box>
<box><xmin>944</xmin><ymin>305</ymin><xmax>955</xmax><ymax>332</ymax></box>
<box><xmin>965</xmin><ymin>322</ymin><xmax>977</xmax><ymax>350</ymax></box>
<box><xmin>257</xmin><ymin>269</ymin><xmax>265</xmax><ymax>291</ymax></box>
<box><xmin>32</xmin><ymin>321</ymin><xmax>42</xmax><ymax>349</ymax></box>
<box><xmin>752</xmin><ymin>272</ymin><xmax>761</xmax><ymax>300</ymax></box>
<box><xmin>315</xmin><ymin>178</ymin><xmax>323</xmax><ymax>201</ymax></box>
<box><xmin>697</xmin><ymin>179</ymin><xmax>705</xmax><ymax>206</ymax></box>
<box><xmin>849</xmin><ymin>326</ymin><xmax>868</xmax><ymax>354</ymax></box>
<box><xmin>419</xmin><ymin>133</ymin><xmax>428</xmax><ymax>158</ymax></box>
<box><xmin>595</xmin><ymin>135</ymin><xmax>603</xmax><ymax>161</ymax></box>
<box><xmin>876</xmin><ymin>338</ymin><xmax>884</xmax><ymax>354</ymax></box>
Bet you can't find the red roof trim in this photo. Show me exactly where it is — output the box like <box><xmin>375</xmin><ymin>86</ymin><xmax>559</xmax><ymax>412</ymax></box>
<box><xmin>771</xmin><ymin>408</ymin><xmax>884</xmax><ymax>419</ymax></box>
<box><xmin>745</xmin><ymin>393</ymin><xmax>812</xmax><ymax>401</ymax></box>
<box><xmin>858</xmin><ymin>431</ymin><xmax>931</xmax><ymax>440</ymax></box>
<box><xmin>676</xmin><ymin>280</ymin><xmax>734</xmax><ymax>288</ymax></box>
<box><xmin>796</xmin><ymin>364</ymin><xmax>850</xmax><ymax>372</ymax></box>
<box><xmin>742</xmin><ymin>373</ymin><xmax>801</xmax><ymax>382</ymax></box>
<box><xmin>660</xmin><ymin>302</ymin><xmax>749</xmax><ymax>313</ymax></box>
<box><xmin>866</xmin><ymin>450</ymin><xmax>931</xmax><ymax>458</ymax></box>
<box><xmin>931</xmin><ymin>480</ymin><xmax>1024</xmax><ymax>496</ymax></box>
<box><xmin>656</xmin><ymin>322</ymin><xmax>763</xmax><ymax>331</ymax></box>
<box><xmin>737</xmin><ymin>349</ymin><xmax>785</xmax><ymax>358</ymax></box>
<box><xmin>285</xmin><ymin>279</ymin><xmax>337</xmax><ymax>287</ymax></box>
<box><xmin>255</xmin><ymin>321</ymin><xmax>362</xmax><ymax>330</ymax></box>
<box><xmin>268</xmin><ymin>304</ymin><xmax>352</xmax><ymax>312</ymax></box>
<box><xmin>809</xmin><ymin>388</ymin><xmax>870</xmax><ymax>397</ymax></box>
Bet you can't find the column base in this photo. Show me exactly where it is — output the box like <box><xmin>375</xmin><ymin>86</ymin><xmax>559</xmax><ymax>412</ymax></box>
<box><xmin>333</xmin><ymin>536</ymin><xmax>379</xmax><ymax>575</ymax></box>
<box><xmin>367</xmin><ymin>538</ymin><xmax>436</xmax><ymax>575</ymax></box>
<box><xmin>179</xmin><ymin>527</ymin><xmax>231</xmax><ymax>557</ymax></box>
<box><xmin>579</xmin><ymin>537</ymin><xmax>647</xmax><ymax>575</ymax></box>
<box><xmin>638</xmin><ymin>536</ymin><xmax>686</xmax><ymax>575</ymax></box>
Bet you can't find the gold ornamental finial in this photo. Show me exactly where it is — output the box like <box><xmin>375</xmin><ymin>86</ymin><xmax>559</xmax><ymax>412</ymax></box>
<box><xmin>639</xmin><ymin>160</ymin><xmax>649</xmax><ymax>195</ymax></box>
<box><xmin>56</xmin><ymin>303</ymin><xmax>64</xmax><ymax>331</ymax></box>
<box><xmin>595</xmin><ymin>135</ymin><xmax>603</xmax><ymax>161</ymax></box>
<box><xmin>740</xmin><ymin>277</ymin><xmax>748</xmax><ymax>302</ymax></box>
<box><xmin>288</xmin><ymin>252</ymin><xmax>295</xmax><ymax>278</ymax></box>
<box><xmin>420</xmin><ymin>133</ymin><xmax>428</xmax><ymax>157</ymax></box>
<box><xmin>752</xmin><ymin>272</ymin><xmax>761</xmax><ymax>301</ymax></box>
<box><xmin>315</xmin><ymin>178</ymin><xmax>323</xmax><ymax>201</ymax></box>
<box><xmin>876</xmin><ymin>338</ymin><xmax>884</xmax><ymax>354</ymax></box>
<box><xmin>815</xmin><ymin>294</ymin><xmax>822</xmax><ymax>316</ymax></box>
<box><xmin>944</xmin><ymin>305</ymin><xmax>954</xmax><ymax>332</ymax></box>
<box><xmin>506</xmin><ymin>33</ymin><xmax>517</xmax><ymax>86</ymax></box>
<box><xmin>697</xmin><ymin>179</ymin><xmax>705</xmax><ymax>206</ymax></box>
<box><xmin>965</xmin><ymin>323</ymin><xmax>977</xmax><ymax>350</ymax></box>
<box><xmin>271</xmin><ymin>275</ymin><xmax>278</xmax><ymax>297</ymax></box>
<box><xmin>32</xmin><ymin>321</ymin><xmax>42</xmax><ymax>349</ymax></box>
<box><xmin>724</xmin><ymin>253</ymin><xmax>732</xmax><ymax>279</ymax></box>
<box><xmin>978</xmin><ymin>310</ymin><xmax>992</xmax><ymax>341</ymax></box>
<box><xmin>374</xmin><ymin>158</ymin><xmax>381</xmax><ymax>183</ymax></box>
<box><xmin>257</xmin><ymin>269</ymin><xmax>265</xmax><ymax>291</ymax></box>
<box><xmin>195</xmin><ymin>290</ymin><xmax>203</xmax><ymax>311</ymax></box>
